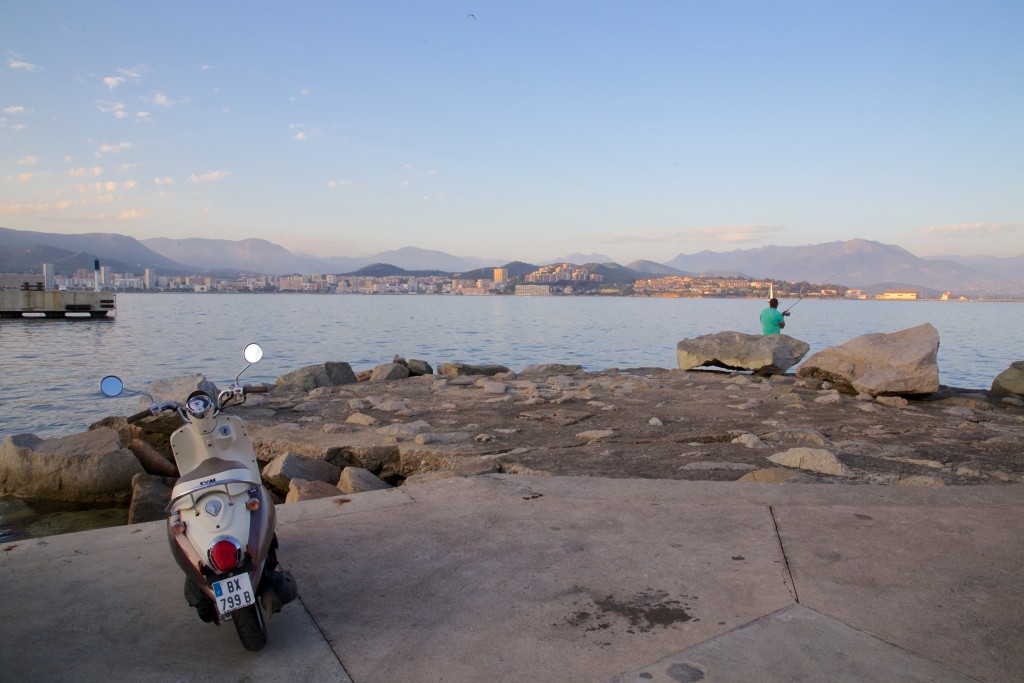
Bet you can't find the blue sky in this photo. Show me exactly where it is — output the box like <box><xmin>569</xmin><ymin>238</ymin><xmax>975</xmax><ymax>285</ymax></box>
<box><xmin>2</xmin><ymin>1</ymin><xmax>1022</xmax><ymax>264</ymax></box>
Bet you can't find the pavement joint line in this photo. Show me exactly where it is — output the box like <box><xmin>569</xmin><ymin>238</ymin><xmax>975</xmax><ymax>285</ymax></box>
<box><xmin>291</xmin><ymin>585</ymin><xmax>353</xmax><ymax>680</ymax></box>
<box><xmin>768</xmin><ymin>504</ymin><xmax>799</xmax><ymax>603</ymax></box>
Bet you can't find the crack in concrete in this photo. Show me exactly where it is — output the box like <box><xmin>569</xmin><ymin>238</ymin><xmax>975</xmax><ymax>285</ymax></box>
<box><xmin>769</xmin><ymin>505</ymin><xmax>799</xmax><ymax>603</ymax></box>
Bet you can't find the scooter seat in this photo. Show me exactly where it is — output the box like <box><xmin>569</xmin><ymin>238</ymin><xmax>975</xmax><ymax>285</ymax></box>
<box><xmin>168</xmin><ymin>457</ymin><xmax>259</xmax><ymax>513</ymax></box>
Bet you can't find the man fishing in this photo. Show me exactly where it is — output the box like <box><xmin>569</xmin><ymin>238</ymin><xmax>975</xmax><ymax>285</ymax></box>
<box><xmin>760</xmin><ymin>297</ymin><xmax>790</xmax><ymax>335</ymax></box>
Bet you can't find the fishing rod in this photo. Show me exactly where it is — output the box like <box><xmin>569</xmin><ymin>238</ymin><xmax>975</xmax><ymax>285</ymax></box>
<box><xmin>782</xmin><ymin>270</ymin><xmax>845</xmax><ymax>315</ymax></box>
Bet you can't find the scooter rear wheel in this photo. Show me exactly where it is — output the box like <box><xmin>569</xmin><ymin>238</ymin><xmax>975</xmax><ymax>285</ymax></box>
<box><xmin>233</xmin><ymin>603</ymin><xmax>268</xmax><ymax>651</ymax></box>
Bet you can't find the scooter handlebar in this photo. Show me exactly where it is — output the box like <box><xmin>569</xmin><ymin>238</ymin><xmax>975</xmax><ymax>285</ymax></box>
<box><xmin>126</xmin><ymin>408</ymin><xmax>153</xmax><ymax>424</ymax></box>
<box><xmin>244</xmin><ymin>384</ymin><xmax>269</xmax><ymax>394</ymax></box>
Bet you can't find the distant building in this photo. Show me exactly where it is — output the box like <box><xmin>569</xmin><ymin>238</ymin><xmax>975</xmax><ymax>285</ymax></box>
<box><xmin>144</xmin><ymin>268</ymin><xmax>156</xmax><ymax>290</ymax></box>
<box><xmin>42</xmin><ymin>263</ymin><xmax>55</xmax><ymax>291</ymax></box>
<box><xmin>515</xmin><ymin>284</ymin><xmax>552</xmax><ymax>296</ymax></box>
<box><xmin>877</xmin><ymin>290</ymin><xmax>918</xmax><ymax>300</ymax></box>
<box><xmin>493</xmin><ymin>267</ymin><xmax>508</xmax><ymax>284</ymax></box>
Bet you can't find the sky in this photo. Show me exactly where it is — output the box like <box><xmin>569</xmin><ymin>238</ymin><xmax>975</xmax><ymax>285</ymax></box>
<box><xmin>2</xmin><ymin>1</ymin><xmax>1022</xmax><ymax>265</ymax></box>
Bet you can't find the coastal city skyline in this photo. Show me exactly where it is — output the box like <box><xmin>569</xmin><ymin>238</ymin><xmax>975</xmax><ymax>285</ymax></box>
<box><xmin>2</xmin><ymin>2</ymin><xmax>1022</xmax><ymax>263</ymax></box>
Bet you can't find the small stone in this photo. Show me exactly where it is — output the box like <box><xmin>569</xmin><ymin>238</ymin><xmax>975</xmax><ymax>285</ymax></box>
<box><xmin>346</xmin><ymin>412</ymin><xmax>378</xmax><ymax>426</ymax></box>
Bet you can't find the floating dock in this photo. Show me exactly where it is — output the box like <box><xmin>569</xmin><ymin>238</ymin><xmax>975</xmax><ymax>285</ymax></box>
<box><xmin>0</xmin><ymin>287</ymin><xmax>116</xmax><ymax>319</ymax></box>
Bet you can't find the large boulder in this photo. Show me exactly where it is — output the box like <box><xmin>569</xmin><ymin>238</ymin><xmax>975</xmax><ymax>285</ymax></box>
<box><xmin>437</xmin><ymin>362</ymin><xmax>511</xmax><ymax>377</ymax></box>
<box><xmin>797</xmin><ymin>323</ymin><xmax>940</xmax><ymax>397</ymax></box>
<box><xmin>261</xmin><ymin>451</ymin><xmax>342</xmax><ymax>490</ymax></box>
<box><xmin>676</xmin><ymin>331</ymin><xmax>810</xmax><ymax>375</ymax></box>
<box><xmin>139</xmin><ymin>374</ymin><xmax>218</xmax><ymax>408</ymax></box>
<box><xmin>275</xmin><ymin>362</ymin><xmax>357</xmax><ymax>391</ymax></box>
<box><xmin>991</xmin><ymin>361</ymin><xmax>1024</xmax><ymax>396</ymax></box>
<box><xmin>0</xmin><ymin>428</ymin><xmax>143</xmax><ymax>503</ymax></box>
<box><xmin>338</xmin><ymin>466</ymin><xmax>394</xmax><ymax>493</ymax></box>
<box><xmin>369</xmin><ymin>362</ymin><xmax>411</xmax><ymax>382</ymax></box>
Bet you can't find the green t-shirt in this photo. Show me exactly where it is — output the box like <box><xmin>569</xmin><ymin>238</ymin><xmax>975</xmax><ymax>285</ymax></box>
<box><xmin>760</xmin><ymin>307</ymin><xmax>785</xmax><ymax>335</ymax></box>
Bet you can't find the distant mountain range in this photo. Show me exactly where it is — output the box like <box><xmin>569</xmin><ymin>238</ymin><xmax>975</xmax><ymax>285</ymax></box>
<box><xmin>1</xmin><ymin>226</ymin><xmax>1021</xmax><ymax>297</ymax></box>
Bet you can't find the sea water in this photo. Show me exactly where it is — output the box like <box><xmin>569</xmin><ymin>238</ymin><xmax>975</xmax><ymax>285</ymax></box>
<box><xmin>2</xmin><ymin>293</ymin><xmax>1021</xmax><ymax>441</ymax></box>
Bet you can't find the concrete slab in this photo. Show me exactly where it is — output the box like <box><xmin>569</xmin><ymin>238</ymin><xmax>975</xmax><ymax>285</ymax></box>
<box><xmin>1</xmin><ymin>475</ymin><xmax>1022</xmax><ymax>682</ymax></box>
<box><xmin>609</xmin><ymin>604</ymin><xmax>977</xmax><ymax>682</ymax></box>
<box><xmin>774</xmin><ymin>503</ymin><xmax>1024</xmax><ymax>683</ymax></box>
<box><xmin>279</xmin><ymin>476</ymin><xmax>796</xmax><ymax>682</ymax></box>
<box><xmin>0</xmin><ymin>518</ymin><xmax>350</xmax><ymax>682</ymax></box>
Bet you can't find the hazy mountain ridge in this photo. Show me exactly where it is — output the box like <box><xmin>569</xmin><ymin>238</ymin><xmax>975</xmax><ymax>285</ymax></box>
<box><xmin>1</xmin><ymin>227</ymin><xmax>1020</xmax><ymax>296</ymax></box>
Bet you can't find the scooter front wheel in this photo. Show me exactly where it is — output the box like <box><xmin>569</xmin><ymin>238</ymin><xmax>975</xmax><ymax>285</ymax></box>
<box><xmin>233</xmin><ymin>603</ymin><xmax>269</xmax><ymax>651</ymax></box>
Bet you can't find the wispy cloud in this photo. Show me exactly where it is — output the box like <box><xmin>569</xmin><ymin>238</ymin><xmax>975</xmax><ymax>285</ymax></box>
<box><xmin>8</xmin><ymin>56</ymin><xmax>40</xmax><ymax>72</ymax></box>
<box><xmin>154</xmin><ymin>177</ymin><xmax>174</xmax><ymax>186</ymax></box>
<box><xmin>117</xmin><ymin>209</ymin><xmax>145</xmax><ymax>221</ymax></box>
<box><xmin>597</xmin><ymin>224</ymin><xmax>785</xmax><ymax>245</ymax></box>
<box><xmin>0</xmin><ymin>200</ymin><xmax>72</xmax><ymax>215</ymax></box>
<box><xmin>921</xmin><ymin>222</ymin><xmax>1023</xmax><ymax>236</ymax></box>
<box><xmin>327</xmin><ymin>179</ymin><xmax>353</xmax><ymax>188</ymax></box>
<box><xmin>290</xmin><ymin>122</ymin><xmax>320</xmax><ymax>142</ymax></box>
<box><xmin>17</xmin><ymin>155</ymin><xmax>38</xmax><ymax>166</ymax></box>
<box><xmin>188</xmin><ymin>170</ymin><xmax>231</xmax><ymax>183</ymax></box>
<box><xmin>17</xmin><ymin>173</ymin><xmax>33</xmax><ymax>184</ymax></box>
<box><xmin>104</xmin><ymin>65</ymin><xmax>147</xmax><ymax>90</ymax></box>
<box><xmin>97</xmin><ymin>141</ymin><xmax>132</xmax><ymax>155</ymax></box>
<box><xmin>68</xmin><ymin>166</ymin><xmax>104</xmax><ymax>178</ymax></box>
<box><xmin>145</xmin><ymin>91</ymin><xmax>189</xmax><ymax>107</ymax></box>
<box><xmin>3</xmin><ymin>105</ymin><xmax>26</xmax><ymax>114</ymax></box>
<box><xmin>97</xmin><ymin>101</ymin><xmax>128</xmax><ymax>119</ymax></box>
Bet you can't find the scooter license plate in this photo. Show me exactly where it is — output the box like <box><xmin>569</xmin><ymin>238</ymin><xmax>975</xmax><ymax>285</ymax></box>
<box><xmin>212</xmin><ymin>573</ymin><xmax>255</xmax><ymax>615</ymax></box>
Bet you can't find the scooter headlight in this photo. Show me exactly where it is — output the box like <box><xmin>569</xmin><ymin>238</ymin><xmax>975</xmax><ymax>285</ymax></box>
<box><xmin>208</xmin><ymin>536</ymin><xmax>243</xmax><ymax>572</ymax></box>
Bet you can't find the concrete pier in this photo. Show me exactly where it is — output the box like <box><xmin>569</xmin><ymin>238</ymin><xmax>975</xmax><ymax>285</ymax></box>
<box><xmin>1</xmin><ymin>475</ymin><xmax>1022</xmax><ymax>682</ymax></box>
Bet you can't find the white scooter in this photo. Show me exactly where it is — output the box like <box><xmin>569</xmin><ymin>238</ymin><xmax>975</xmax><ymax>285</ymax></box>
<box><xmin>100</xmin><ymin>343</ymin><xmax>296</xmax><ymax>651</ymax></box>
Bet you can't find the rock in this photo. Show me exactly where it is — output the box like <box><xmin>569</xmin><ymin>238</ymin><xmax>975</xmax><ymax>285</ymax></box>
<box><xmin>139</xmin><ymin>374</ymin><xmax>218</xmax><ymax>408</ymax></box>
<box><xmin>877</xmin><ymin>396</ymin><xmax>909</xmax><ymax>408</ymax></box>
<box><xmin>285</xmin><ymin>478</ymin><xmax>344</xmax><ymax>503</ymax></box>
<box><xmin>676</xmin><ymin>331</ymin><xmax>810</xmax><ymax>375</ymax></box>
<box><xmin>128</xmin><ymin>473</ymin><xmax>172</xmax><ymax>523</ymax></box>
<box><xmin>796</xmin><ymin>323</ymin><xmax>940</xmax><ymax>397</ymax></box>
<box><xmin>991</xmin><ymin>360</ymin><xmax>1024</xmax><ymax>396</ymax></box>
<box><xmin>520</xmin><ymin>364</ymin><xmax>584</xmax><ymax>375</ymax></box>
<box><xmin>895</xmin><ymin>475</ymin><xmax>946</xmax><ymax>487</ymax></box>
<box><xmin>481</xmin><ymin>381</ymin><xmax>508</xmax><ymax>394</ymax></box>
<box><xmin>261</xmin><ymin>451</ymin><xmax>342</xmax><ymax>490</ymax></box>
<box><xmin>437</xmin><ymin>362</ymin><xmax>511</xmax><ymax>377</ymax></box>
<box><xmin>648</xmin><ymin>417</ymin><xmax>664</xmax><ymax>426</ymax></box>
<box><xmin>576</xmin><ymin>429</ymin><xmax>616</xmax><ymax>441</ymax></box>
<box><xmin>814</xmin><ymin>393</ymin><xmax>843</xmax><ymax>405</ymax></box>
<box><xmin>346</xmin><ymin>412</ymin><xmax>378</xmax><ymax>426</ymax></box>
<box><xmin>275</xmin><ymin>362</ymin><xmax>357</xmax><ymax>391</ymax></box>
<box><xmin>0</xmin><ymin>428</ymin><xmax>144</xmax><ymax>503</ymax></box>
<box><xmin>370</xmin><ymin>362</ymin><xmax>411</xmax><ymax>382</ymax></box>
<box><xmin>732</xmin><ymin>433</ymin><xmax>766</xmax><ymax>449</ymax></box>
<box><xmin>407</xmin><ymin>359</ymin><xmax>434</xmax><ymax>376</ymax></box>
<box><xmin>414</xmin><ymin>432</ymin><xmax>471</xmax><ymax>445</ymax></box>
<box><xmin>338</xmin><ymin>467</ymin><xmax>393</xmax><ymax>493</ymax></box>
<box><xmin>376</xmin><ymin>421</ymin><xmax>432</xmax><ymax>437</ymax></box>
<box><xmin>768</xmin><ymin>447</ymin><xmax>854</xmax><ymax>477</ymax></box>
<box><xmin>517</xmin><ymin>409</ymin><xmax>594</xmax><ymax>426</ymax></box>
<box><xmin>738</xmin><ymin>468</ymin><xmax>813</xmax><ymax>483</ymax></box>
<box><xmin>126</xmin><ymin>438</ymin><xmax>178</xmax><ymax>476</ymax></box>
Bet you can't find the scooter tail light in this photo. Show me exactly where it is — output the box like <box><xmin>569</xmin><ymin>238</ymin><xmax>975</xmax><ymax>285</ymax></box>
<box><xmin>245</xmin><ymin>498</ymin><xmax>260</xmax><ymax>511</ymax></box>
<box><xmin>208</xmin><ymin>537</ymin><xmax>242</xmax><ymax>572</ymax></box>
<box><xmin>170</xmin><ymin>519</ymin><xmax>186</xmax><ymax>535</ymax></box>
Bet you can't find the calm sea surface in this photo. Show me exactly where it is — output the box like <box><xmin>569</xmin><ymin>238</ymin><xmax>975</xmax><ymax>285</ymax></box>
<box><xmin>2</xmin><ymin>293</ymin><xmax>1022</xmax><ymax>441</ymax></box>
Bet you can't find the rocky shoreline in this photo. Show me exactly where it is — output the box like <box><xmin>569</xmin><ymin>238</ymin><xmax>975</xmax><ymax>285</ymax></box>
<box><xmin>2</xmin><ymin>327</ymin><xmax>1024</xmax><ymax>537</ymax></box>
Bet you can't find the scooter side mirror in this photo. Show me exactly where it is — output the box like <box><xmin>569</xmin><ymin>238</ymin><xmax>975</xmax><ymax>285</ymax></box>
<box><xmin>243</xmin><ymin>343</ymin><xmax>264</xmax><ymax>364</ymax></box>
<box><xmin>100</xmin><ymin>375</ymin><xmax>125</xmax><ymax>397</ymax></box>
